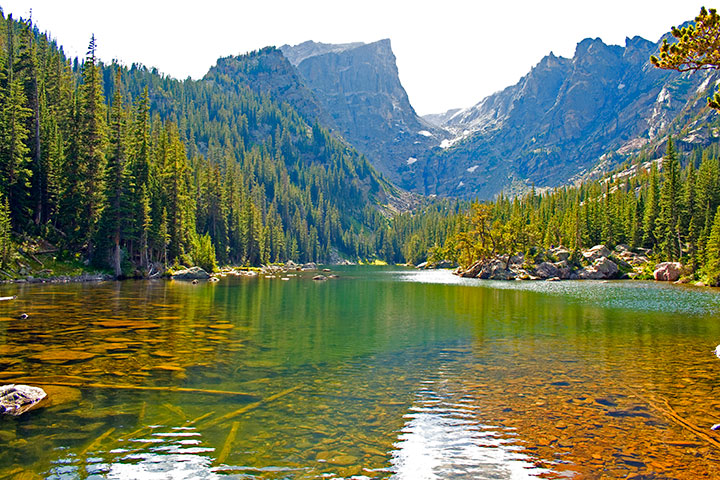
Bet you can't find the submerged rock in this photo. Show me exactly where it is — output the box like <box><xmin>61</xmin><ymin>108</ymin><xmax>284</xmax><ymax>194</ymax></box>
<box><xmin>653</xmin><ymin>262</ymin><xmax>683</xmax><ymax>282</ymax></box>
<box><xmin>0</xmin><ymin>384</ymin><xmax>47</xmax><ymax>415</ymax></box>
<box><xmin>172</xmin><ymin>267</ymin><xmax>210</xmax><ymax>280</ymax></box>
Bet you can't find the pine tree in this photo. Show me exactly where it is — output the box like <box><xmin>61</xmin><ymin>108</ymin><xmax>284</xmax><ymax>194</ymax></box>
<box><xmin>655</xmin><ymin>138</ymin><xmax>682</xmax><ymax>260</ymax></box>
<box><xmin>642</xmin><ymin>163</ymin><xmax>660</xmax><ymax>249</ymax></box>
<box><xmin>62</xmin><ymin>35</ymin><xmax>107</xmax><ymax>248</ymax></box>
<box><xmin>0</xmin><ymin>16</ymin><xmax>33</xmax><ymax>228</ymax></box>
<box><xmin>159</xmin><ymin>123</ymin><xmax>193</xmax><ymax>262</ymax></box>
<box><xmin>98</xmin><ymin>68</ymin><xmax>129</xmax><ymax>276</ymax></box>
<box><xmin>0</xmin><ymin>193</ymin><xmax>12</xmax><ymax>268</ymax></box>
<box><xmin>702</xmin><ymin>206</ymin><xmax>720</xmax><ymax>286</ymax></box>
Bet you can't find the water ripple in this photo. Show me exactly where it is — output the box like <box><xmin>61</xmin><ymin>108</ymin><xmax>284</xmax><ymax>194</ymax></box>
<box><xmin>390</xmin><ymin>369</ymin><xmax>549</xmax><ymax>480</ymax></box>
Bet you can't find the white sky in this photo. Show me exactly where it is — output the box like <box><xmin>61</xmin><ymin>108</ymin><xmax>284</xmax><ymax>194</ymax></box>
<box><xmin>1</xmin><ymin>0</ymin><xmax>708</xmax><ymax>115</ymax></box>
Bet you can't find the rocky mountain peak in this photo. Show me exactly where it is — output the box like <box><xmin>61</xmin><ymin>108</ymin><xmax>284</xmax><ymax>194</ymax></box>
<box><xmin>280</xmin><ymin>38</ymin><xmax>446</xmax><ymax>182</ymax></box>
<box><xmin>279</xmin><ymin>40</ymin><xmax>366</xmax><ymax>66</ymax></box>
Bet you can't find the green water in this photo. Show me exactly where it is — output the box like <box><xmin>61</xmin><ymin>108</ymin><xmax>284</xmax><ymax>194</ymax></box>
<box><xmin>1</xmin><ymin>267</ymin><xmax>720</xmax><ymax>479</ymax></box>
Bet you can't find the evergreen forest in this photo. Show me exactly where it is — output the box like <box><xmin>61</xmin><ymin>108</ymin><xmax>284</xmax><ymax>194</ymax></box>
<box><xmin>0</xmin><ymin>13</ymin><xmax>411</xmax><ymax>277</ymax></box>
<box><xmin>0</xmin><ymin>11</ymin><xmax>719</xmax><ymax>287</ymax></box>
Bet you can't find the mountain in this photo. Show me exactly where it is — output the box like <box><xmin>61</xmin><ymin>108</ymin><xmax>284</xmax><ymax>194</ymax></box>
<box><xmin>279</xmin><ymin>40</ymin><xmax>447</xmax><ymax>182</ymax></box>
<box><xmin>422</xmin><ymin>108</ymin><xmax>462</xmax><ymax>127</ymax></box>
<box><xmin>0</xmin><ymin>10</ymin><xmax>419</xmax><ymax>270</ymax></box>
<box><xmin>204</xmin><ymin>47</ymin><xmax>337</xmax><ymax>132</ymax></box>
<box><xmin>421</xmin><ymin>35</ymin><xmax>720</xmax><ymax>198</ymax></box>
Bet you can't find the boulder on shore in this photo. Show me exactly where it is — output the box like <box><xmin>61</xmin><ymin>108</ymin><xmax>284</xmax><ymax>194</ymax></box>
<box><xmin>653</xmin><ymin>262</ymin><xmax>683</xmax><ymax>282</ymax></box>
<box><xmin>171</xmin><ymin>267</ymin><xmax>210</xmax><ymax>280</ymax></box>
<box><xmin>578</xmin><ymin>257</ymin><xmax>619</xmax><ymax>280</ymax></box>
<box><xmin>549</xmin><ymin>247</ymin><xmax>571</xmax><ymax>262</ymax></box>
<box><xmin>583</xmin><ymin>245</ymin><xmax>611</xmax><ymax>262</ymax></box>
<box><xmin>478</xmin><ymin>258</ymin><xmax>514</xmax><ymax>280</ymax></box>
<box><xmin>0</xmin><ymin>384</ymin><xmax>47</xmax><ymax>415</ymax></box>
<box><xmin>534</xmin><ymin>262</ymin><xmax>560</xmax><ymax>279</ymax></box>
<box><xmin>461</xmin><ymin>260</ymin><xmax>485</xmax><ymax>278</ymax></box>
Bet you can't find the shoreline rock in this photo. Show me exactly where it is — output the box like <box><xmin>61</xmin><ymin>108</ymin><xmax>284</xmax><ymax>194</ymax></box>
<box><xmin>1</xmin><ymin>272</ymin><xmax>113</xmax><ymax>285</ymax></box>
<box><xmin>171</xmin><ymin>267</ymin><xmax>210</xmax><ymax>280</ymax></box>
<box><xmin>653</xmin><ymin>262</ymin><xmax>683</xmax><ymax>282</ymax></box>
<box><xmin>453</xmin><ymin>245</ymin><xmax>639</xmax><ymax>282</ymax></box>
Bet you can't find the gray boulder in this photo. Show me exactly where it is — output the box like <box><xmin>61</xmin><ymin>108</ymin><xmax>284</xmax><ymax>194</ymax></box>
<box><xmin>172</xmin><ymin>267</ymin><xmax>210</xmax><ymax>280</ymax></box>
<box><xmin>478</xmin><ymin>258</ymin><xmax>512</xmax><ymax>280</ymax></box>
<box><xmin>615</xmin><ymin>249</ymin><xmax>649</xmax><ymax>266</ymax></box>
<box><xmin>461</xmin><ymin>260</ymin><xmax>485</xmax><ymax>278</ymax></box>
<box><xmin>0</xmin><ymin>384</ymin><xmax>47</xmax><ymax>415</ymax></box>
<box><xmin>534</xmin><ymin>262</ymin><xmax>560</xmax><ymax>279</ymax></box>
<box><xmin>509</xmin><ymin>253</ymin><xmax>525</xmax><ymax>266</ymax></box>
<box><xmin>614</xmin><ymin>244</ymin><xmax>631</xmax><ymax>253</ymax></box>
<box><xmin>549</xmin><ymin>247</ymin><xmax>571</xmax><ymax>262</ymax></box>
<box><xmin>583</xmin><ymin>245</ymin><xmax>611</xmax><ymax>262</ymax></box>
<box><xmin>488</xmin><ymin>269</ymin><xmax>517</xmax><ymax>281</ymax></box>
<box><xmin>578</xmin><ymin>257</ymin><xmax>618</xmax><ymax>280</ymax></box>
<box><xmin>653</xmin><ymin>262</ymin><xmax>683</xmax><ymax>282</ymax></box>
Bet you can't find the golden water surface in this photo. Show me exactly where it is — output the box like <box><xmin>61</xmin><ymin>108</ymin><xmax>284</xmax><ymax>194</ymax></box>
<box><xmin>1</xmin><ymin>267</ymin><xmax>719</xmax><ymax>479</ymax></box>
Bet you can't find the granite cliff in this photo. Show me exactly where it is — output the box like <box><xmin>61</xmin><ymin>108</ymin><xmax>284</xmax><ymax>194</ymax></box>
<box><xmin>280</xmin><ymin>40</ymin><xmax>447</xmax><ymax>182</ymax></box>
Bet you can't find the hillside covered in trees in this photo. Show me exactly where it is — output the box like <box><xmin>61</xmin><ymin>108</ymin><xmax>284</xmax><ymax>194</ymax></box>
<box><xmin>425</xmin><ymin>139</ymin><xmax>720</xmax><ymax>286</ymax></box>
<box><xmin>1</xmin><ymin>9</ymin><xmax>719</xmax><ymax>287</ymax></box>
<box><xmin>0</xmin><ymin>12</ymin><xmax>412</xmax><ymax>277</ymax></box>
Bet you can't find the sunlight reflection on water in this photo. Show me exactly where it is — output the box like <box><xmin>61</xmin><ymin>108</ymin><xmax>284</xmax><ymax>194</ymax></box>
<box><xmin>393</xmin><ymin>269</ymin><xmax>720</xmax><ymax>315</ymax></box>
<box><xmin>390</xmin><ymin>353</ymin><xmax>549</xmax><ymax>480</ymax></box>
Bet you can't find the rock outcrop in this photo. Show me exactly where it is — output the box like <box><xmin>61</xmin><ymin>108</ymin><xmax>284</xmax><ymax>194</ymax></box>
<box><xmin>454</xmin><ymin>244</ymin><xmax>630</xmax><ymax>281</ymax></box>
<box><xmin>0</xmin><ymin>384</ymin><xmax>47</xmax><ymax>415</ymax></box>
<box><xmin>577</xmin><ymin>257</ymin><xmax>619</xmax><ymax>280</ymax></box>
<box><xmin>583</xmin><ymin>245</ymin><xmax>612</xmax><ymax>262</ymax></box>
<box><xmin>534</xmin><ymin>262</ymin><xmax>561</xmax><ymax>279</ymax></box>
<box><xmin>171</xmin><ymin>267</ymin><xmax>210</xmax><ymax>280</ymax></box>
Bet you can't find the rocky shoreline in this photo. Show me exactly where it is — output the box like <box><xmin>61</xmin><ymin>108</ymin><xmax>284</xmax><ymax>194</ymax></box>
<box><xmin>423</xmin><ymin>244</ymin><xmax>693</xmax><ymax>284</ymax></box>
<box><xmin>0</xmin><ymin>272</ymin><xmax>114</xmax><ymax>285</ymax></box>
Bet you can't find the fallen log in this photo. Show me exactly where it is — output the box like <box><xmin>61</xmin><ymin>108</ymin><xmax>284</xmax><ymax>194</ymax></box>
<box><xmin>17</xmin><ymin>247</ymin><xmax>43</xmax><ymax>267</ymax></box>
<box><xmin>624</xmin><ymin>384</ymin><xmax>720</xmax><ymax>450</ymax></box>
<box><xmin>5</xmin><ymin>378</ymin><xmax>259</xmax><ymax>400</ymax></box>
<box><xmin>82</xmin><ymin>427</ymin><xmax>116</xmax><ymax>455</ymax></box>
<box><xmin>201</xmin><ymin>385</ymin><xmax>302</xmax><ymax>429</ymax></box>
<box><xmin>188</xmin><ymin>411</ymin><xmax>214</xmax><ymax>425</ymax></box>
<box><xmin>216</xmin><ymin>421</ymin><xmax>240</xmax><ymax>464</ymax></box>
<box><xmin>0</xmin><ymin>296</ymin><xmax>16</xmax><ymax>301</ymax></box>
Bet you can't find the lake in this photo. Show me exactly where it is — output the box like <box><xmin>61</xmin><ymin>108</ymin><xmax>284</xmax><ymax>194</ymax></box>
<box><xmin>1</xmin><ymin>267</ymin><xmax>720</xmax><ymax>479</ymax></box>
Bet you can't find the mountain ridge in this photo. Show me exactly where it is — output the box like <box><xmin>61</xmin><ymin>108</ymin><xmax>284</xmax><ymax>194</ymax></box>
<box><xmin>413</xmin><ymin>33</ymin><xmax>719</xmax><ymax>198</ymax></box>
